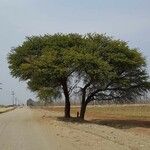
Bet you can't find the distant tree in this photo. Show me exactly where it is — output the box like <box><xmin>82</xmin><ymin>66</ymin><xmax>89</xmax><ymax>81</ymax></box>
<box><xmin>8</xmin><ymin>33</ymin><xmax>150</xmax><ymax>119</ymax></box>
<box><xmin>36</xmin><ymin>87</ymin><xmax>62</xmax><ymax>105</ymax></box>
<box><xmin>27</xmin><ymin>99</ymin><xmax>35</xmax><ymax>106</ymax></box>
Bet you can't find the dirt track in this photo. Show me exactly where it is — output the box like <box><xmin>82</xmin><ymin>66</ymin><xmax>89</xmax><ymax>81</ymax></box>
<box><xmin>0</xmin><ymin>107</ymin><xmax>149</xmax><ymax>150</ymax></box>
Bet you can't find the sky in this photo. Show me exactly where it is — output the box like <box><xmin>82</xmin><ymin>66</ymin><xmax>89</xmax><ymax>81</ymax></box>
<box><xmin>0</xmin><ymin>0</ymin><xmax>150</xmax><ymax>105</ymax></box>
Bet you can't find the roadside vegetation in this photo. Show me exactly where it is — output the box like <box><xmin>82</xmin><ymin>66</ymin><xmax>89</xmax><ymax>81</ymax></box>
<box><xmin>8</xmin><ymin>33</ymin><xmax>150</xmax><ymax>119</ymax></box>
<box><xmin>0</xmin><ymin>106</ymin><xmax>15</xmax><ymax>114</ymax></box>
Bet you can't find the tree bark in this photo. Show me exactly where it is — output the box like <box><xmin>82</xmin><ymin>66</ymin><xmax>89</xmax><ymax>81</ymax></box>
<box><xmin>80</xmin><ymin>89</ymin><xmax>87</xmax><ymax>119</ymax></box>
<box><xmin>79</xmin><ymin>82</ymin><xmax>91</xmax><ymax>119</ymax></box>
<box><xmin>64</xmin><ymin>97</ymin><xmax>70</xmax><ymax>118</ymax></box>
<box><xmin>62</xmin><ymin>80</ymin><xmax>70</xmax><ymax>118</ymax></box>
<box><xmin>80</xmin><ymin>101</ymin><xmax>87</xmax><ymax>119</ymax></box>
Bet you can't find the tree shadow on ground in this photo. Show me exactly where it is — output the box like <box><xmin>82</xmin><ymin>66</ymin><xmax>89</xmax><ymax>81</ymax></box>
<box><xmin>90</xmin><ymin>119</ymin><xmax>150</xmax><ymax>129</ymax></box>
<box><xmin>57</xmin><ymin>117</ymin><xmax>89</xmax><ymax>124</ymax></box>
<box><xmin>57</xmin><ymin>117</ymin><xmax>150</xmax><ymax>129</ymax></box>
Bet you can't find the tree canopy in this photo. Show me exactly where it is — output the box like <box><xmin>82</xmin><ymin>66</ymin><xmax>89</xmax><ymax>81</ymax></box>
<box><xmin>8</xmin><ymin>33</ymin><xmax>150</xmax><ymax>119</ymax></box>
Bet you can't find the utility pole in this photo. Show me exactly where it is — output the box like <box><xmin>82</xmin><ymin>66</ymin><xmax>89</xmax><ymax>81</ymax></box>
<box><xmin>11</xmin><ymin>91</ymin><xmax>15</xmax><ymax>106</ymax></box>
<box><xmin>15</xmin><ymin>97</ymin><xmax>19</xmax><ymax>106</ymax></box>
<box><xmin>0</xmin><ymin>83</ymin><xmax>2</xmax><ymax>90</ymax></box>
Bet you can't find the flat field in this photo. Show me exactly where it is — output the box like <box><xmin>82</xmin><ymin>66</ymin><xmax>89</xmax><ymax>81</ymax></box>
<box><xmin>43</xmin><ymin>104</ymin><xmax>150</xmax><ymax>129</ymax></box>
<box><xmin>34</xmin><ymin>104</ymin><xmax>150</xmax><ymax>149</ymax></box>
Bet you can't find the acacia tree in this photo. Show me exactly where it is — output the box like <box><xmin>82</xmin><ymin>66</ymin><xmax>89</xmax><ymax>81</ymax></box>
<box><xmin>71</xmin><ymin>34</ymin><xmax>150</xmax><ymax>119</ymax></box>
<box><xmin>8</xmin><ymin>33</ymin><xmax>83</xmax><ymax>118</ymax></box>
<box><xmin>8</xmin><ymin>33</ymin><xmax>150</xmax><ymax>119</ymax></box>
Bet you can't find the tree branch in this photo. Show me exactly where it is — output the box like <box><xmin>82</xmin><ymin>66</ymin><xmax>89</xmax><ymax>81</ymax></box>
<box><xmin>81</xmin><ymin>81</ymin><xmax>91</xmax><ymax>103</ymax></box>
<box><xmin>86</xmin><ymin>81</ymin><xmax>112</xmax><ymax>103</ymax></box>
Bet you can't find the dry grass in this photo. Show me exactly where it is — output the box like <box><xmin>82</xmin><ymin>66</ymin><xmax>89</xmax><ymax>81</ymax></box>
<box><xmin>0</xmin><ymin>107</ymin><xmax>15</xmax><ymax>114</ymax></box>
<box><xmin>45</xmin><ymin>104</ymin><xmax>150</xmax><ymax>120</ymax></box>
<box><xmin>43</xmin><ymin>104</ymin><xmax>150</xmax><ymax>129</ymax></box>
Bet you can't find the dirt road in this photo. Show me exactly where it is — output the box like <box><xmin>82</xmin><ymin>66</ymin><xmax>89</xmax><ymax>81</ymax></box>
<box><xmin>0</xmin><ymin>107</ymin><xmax>149</xmax><ymax>150</ymax></box>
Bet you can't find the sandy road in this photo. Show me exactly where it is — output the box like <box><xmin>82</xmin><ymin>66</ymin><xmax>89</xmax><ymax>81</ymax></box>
<box><xmin>0</xmin><ymin>107</ymin><xmax>77</xmax><ymax>150</ymax></box>
<box><xmin>0</xmin><ymin>107</ymin><xmax>149</xmax><ymax>150</ymax></box>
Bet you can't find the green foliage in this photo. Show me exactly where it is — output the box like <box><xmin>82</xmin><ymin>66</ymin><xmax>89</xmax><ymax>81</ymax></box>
<box><xmin>8</xmin><ymin>33</ymin><xmax>150</xmax><ymax>105</ymax></box>
<box><xmin>8</xmin><ymin>34</ymin><xmax>83</xmax><ymax>106</ymax></box>
<box><xmin>37</xmin><ymin>87</ymin><xmax>61</xmax><ymax>104</ymax></box>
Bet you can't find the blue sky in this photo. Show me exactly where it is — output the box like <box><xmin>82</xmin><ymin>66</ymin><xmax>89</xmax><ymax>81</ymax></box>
<box><xmin>0</xmin><ymin>0</ymin><xmax>150</xmax><ymax>104</ymax></box>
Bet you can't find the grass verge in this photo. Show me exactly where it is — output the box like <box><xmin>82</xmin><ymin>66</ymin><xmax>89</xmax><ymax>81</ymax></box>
<box><xmin>0</xmin><ymin>107</ymin><xmax>16</xmax><ymax>114</ymax></box>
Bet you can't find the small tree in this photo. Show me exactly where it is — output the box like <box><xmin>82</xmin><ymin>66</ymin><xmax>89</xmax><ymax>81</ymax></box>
<box><xmin>36</xmin><ymin>87</ymin><xmax>61</xmax><ymax>105</ymax></box>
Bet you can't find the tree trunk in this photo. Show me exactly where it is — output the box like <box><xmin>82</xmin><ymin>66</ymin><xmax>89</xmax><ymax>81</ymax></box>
<box><xmin>65</xmin><ymin>98</ymin><xmax>70</xmax><ymax>118</ymax></box>
<box><xmin>80</xmin><ymin>101</ymin><xmax>87</xmax><ymax>119</ymax></box>
<box><xmin>80</xmin><ymin>89</ymin><xmax>87</xmax><ymax>119</ymax></box>
<box><xmin>79</xmin><ymin>82</ymin><xmax>92</xmax><ymax>119</ymax></box>
<box><xmin>62</xmin><ymin>80</ymin><xmax>70</xmax><ymax>118</ymax></box>
<box><xmin>79</xmin><ymin>85</ymin><xmax>89</xmax><ymax>120</ymax></box>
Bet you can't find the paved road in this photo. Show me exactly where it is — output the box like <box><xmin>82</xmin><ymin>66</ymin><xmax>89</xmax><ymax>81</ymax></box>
<box><xmin>0</xmin><ymin>107</ymin><xmax>72</xmax><ymax>150</ymax></box>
